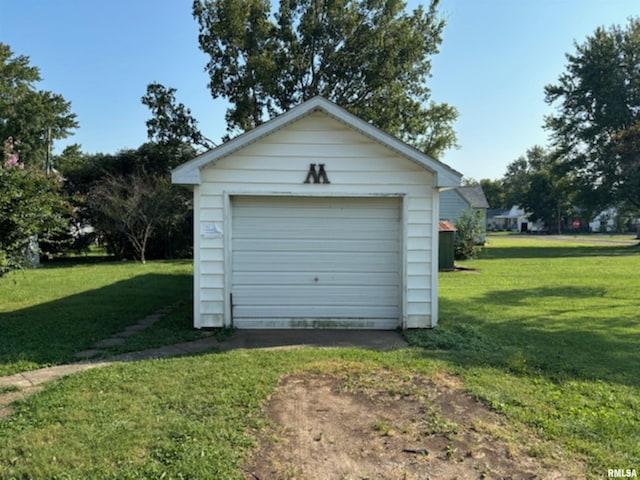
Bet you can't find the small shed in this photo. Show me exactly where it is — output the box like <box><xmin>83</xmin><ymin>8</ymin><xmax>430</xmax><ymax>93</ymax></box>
<box><xmin>438</xmin><ymin>221</ymin><xmax>457</xmax><ymax>271</ymax></box>
<box><xmin>172</xmin><ymin>96</ymin><xmax>462</xmax><ymax>330</ymax></box>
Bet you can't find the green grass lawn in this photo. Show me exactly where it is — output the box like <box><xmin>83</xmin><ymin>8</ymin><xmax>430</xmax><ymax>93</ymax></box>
<box><xmin>0</xmin><ymin>259</ymin><xmax>195</xmax><ymax>376</ymax></box>
<box><xmin>411</xmin><ymin>234</ymin><xmax>640</xmax><ymax>472</ymax></box>
<box><xmin>0</xmin><ymin>236</ymin><xmax>639</xmax><ymax>478</ymax></box>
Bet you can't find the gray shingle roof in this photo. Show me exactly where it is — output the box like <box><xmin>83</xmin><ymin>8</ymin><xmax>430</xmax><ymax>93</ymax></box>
<box><xmin>456</xmin><ymin>186</ymin><xmax>490</xmax><ymax>209</ymax></box>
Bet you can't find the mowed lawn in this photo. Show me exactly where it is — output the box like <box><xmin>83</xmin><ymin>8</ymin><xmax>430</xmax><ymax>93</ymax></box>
<box><xmin>0</xmin><ymin>259</ymin><xmax>196</xmax><ymax>376</ymax></box>
<box><xmin>409</xmin><ymin>234</ymin><xmax>640</xmax><ymax>472</ymax></box>
<box><xmin>0</xmin><ymin>236</ymin><xmax>639</xmax><ymax>478</ymax></box>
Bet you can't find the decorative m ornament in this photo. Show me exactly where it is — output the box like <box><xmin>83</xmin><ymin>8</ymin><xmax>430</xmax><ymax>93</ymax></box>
<box><xmin>304</xmin><ymin>163</ymin><xmax>330</xmax><ymax>184</ymax></box>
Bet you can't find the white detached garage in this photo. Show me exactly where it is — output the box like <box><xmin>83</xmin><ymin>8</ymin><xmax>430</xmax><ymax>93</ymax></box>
<box><xmin>171</xmin><ymin>96</ymin><xmax>461</xmax><ymax>330</ymax></box>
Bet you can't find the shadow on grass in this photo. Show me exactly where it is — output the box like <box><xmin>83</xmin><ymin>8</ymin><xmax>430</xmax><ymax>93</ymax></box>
<box><xmin>484</xmin><ymin>285</ymin><xmax>608</xmax><ymax>305</ymax></box>
<box><xmin>407</xmin><ymin>287</ymin><xmax>640</xmax><ymax>388</ymax></box>
<box><xmin>480</xmin><ymin>243</ymin><xmax>639</xmax><ymax>260</ymax></box>
<box><xmin>0</xmin><ymin>273</ymin><xmax>192</xmax><ymax>374</ymax></box>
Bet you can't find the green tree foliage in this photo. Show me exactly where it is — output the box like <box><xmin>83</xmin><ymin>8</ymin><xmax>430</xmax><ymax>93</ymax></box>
<box><xmin>0</xmin><ymin>44</ymin><xmax>79</xmax><ymax>267</ymax></box>
<box><xmin>502</xmin><ymin>146</ymin><xmax>576</xmax><ymax>233</ymax></box>
<box><xmin>62</xmin><ymin>144</ymin><xmax>194</xmax><ymax>261</ymax></box>
<box><xmin>193</xmin><ymin>0</ymin><xmax>458</xmax><ymax>158</ymax></box>
<box><xmin>479</xmin><ymin>178</ymin><xmax>505</xmax><ymax>209</ymax></box>
<box><xmin>0</xmin><ymin>43</ymin><xmax>78</xmax><ymax>167</ymax></box>
<box><xmin>0</xmin><ymin>139</ymin><xmax>69</xmax><ymax>276</ymax></box>
<box><xmin>611</xmin><ymin>120</ymin><xmax>640</xmax><ymax>211</ymax></box>
<box><xmin>501</xmin><ymin>156</ymin><xmax>530</xmax><ymax>209</ymax></box>
<box><xmin>142</xmin><ymin>82</ymin><xmax>215</xmax><ymax>153</ymax></box>
<box><xmin>88</xmin><ymin>172</ymin><xmax>185</xmax><ymax>264</ymax></box>
<box><xmin>545</xmin><ymin>18</ymin><xmax>640</xmax><ymax>212</ymax></box>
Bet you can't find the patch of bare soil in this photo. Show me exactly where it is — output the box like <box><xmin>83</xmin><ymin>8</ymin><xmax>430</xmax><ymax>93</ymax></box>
<box><xmin>243</xmin><ymin>371</ymin><xmax>584</xmax><ymax>480</ymax></box>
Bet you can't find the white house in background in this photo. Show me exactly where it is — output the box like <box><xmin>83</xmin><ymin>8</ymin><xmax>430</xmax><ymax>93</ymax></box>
<box><xmin>588</xmin><ymin>207</ymin><xmax>640</xmax><ymax>233</ymax></box>
<box><xmin>488</xmin><ymin>205</ymin><xmax>543</xmax><ymax>232</ymax></box>
<box><xmin>172</xmin><ymin>96</ymin><xmax>462</xmax><ymax>330</ymax></box>
<box><xmin>589</xmin><ymin>208</ymin><xmax>617</xmax><ymax>232</ymax></box>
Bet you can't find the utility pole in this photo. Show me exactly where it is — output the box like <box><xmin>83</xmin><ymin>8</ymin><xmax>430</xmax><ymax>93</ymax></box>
<box><xmin>45</xmin><ymin>127</ymin><xmax>53</xmax><ymax>176</ymax></box>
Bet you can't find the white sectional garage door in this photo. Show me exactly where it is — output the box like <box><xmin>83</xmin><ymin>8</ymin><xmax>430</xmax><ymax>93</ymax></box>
<box><xmin>231</xmin><ymin>196</ymin><xmax>401</xmax><ymax>329</ymax></box>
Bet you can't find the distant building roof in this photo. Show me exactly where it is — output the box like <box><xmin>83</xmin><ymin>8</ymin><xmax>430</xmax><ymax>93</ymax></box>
<box><xmin>456</xmin><ymin>186</ymin><xmax>490</xmax><ymax>209</ymax></box>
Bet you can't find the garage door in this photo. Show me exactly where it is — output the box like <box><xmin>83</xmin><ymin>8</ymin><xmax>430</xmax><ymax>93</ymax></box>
<box><xmin>231</xmin><ymin>196</ymin><xmax>401</xmax><ymax>329</ymax></box>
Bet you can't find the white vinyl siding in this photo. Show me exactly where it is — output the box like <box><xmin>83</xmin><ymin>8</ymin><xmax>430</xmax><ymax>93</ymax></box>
<box><xmin>231</xmin><ymin>196</ymin><xmax>400</xmax><ymax>329</ymax></box>
<box><xmin>191</xmin><ymin>111</ymin><xmax>439</xmax><ymax>328</ymax></box>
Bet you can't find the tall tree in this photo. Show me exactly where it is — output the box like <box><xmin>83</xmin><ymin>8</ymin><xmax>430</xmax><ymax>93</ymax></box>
<box><xmin>0</xmin><ymin>43</ymin><xmax>78</xmax><ymax>168</ymax></box>
<box><xmin>142</xmin><ymin>82</ymin><xmax>215</xmax><ymax>153</ymax></box>
<box><xmin>502</xmin><ymin>146</ymin><xmax>576</xmax><ymax>232</ymax></box>
<box><xmin>544</xmin><ymin>18</ymin><xmax>640</xmax><ymax>212</ymax></box>
<box><xmin>502</xmin><ymin>154</ymin><xmax>531</xmax><ymax>208</ymax></box>
<box><xmin>611</xmin><ymin>120</ymin><xmax>640</xmax><ymax>210</ymax></box>
<box><xmin>1</xmin><ymin>138</ymin><xmax>69</xmax><ymax>276</ymax></box>
<box><xmin>479</xmin><ymin>178</ymin><xmax>505</xmax><ymax>209</ymax></box>
<box><xmin>193</xmin><ymin>0</ymin><xmax>458</xmax><ymax>158</ymax></box>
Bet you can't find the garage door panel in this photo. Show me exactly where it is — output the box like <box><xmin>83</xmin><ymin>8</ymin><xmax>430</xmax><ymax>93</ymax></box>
<box><xmin>231</xmin><ymin>196</ymin><xmax>400</xmax><ymax>329</ymax></box>
<box><xmin>233</xmin><ymin>272</ymin><xmax>399</xmax><ymax>287</ymax></box>
<box><xmin>233</xmin><ymin>222</ymin><xmax>399</xmax><ymax>240</ymax></box>
<box><xmin>232</xmin><ymin>252</ymin><xmax>399</xmax><ymax>273</ymax></box>
<box><xmin>232</xmin><ymin>238</ymin><xmax>398</xmax><ymax>253</ymax></box>
<box><xmin>233</xmin><ymin>285</ymin><xmax>399</xmax><ymax>306</ymax></box>
<box><xmin>232</xmin><ymin>198</ymin><xmax>399</xmax><ymax>218</ymax></box>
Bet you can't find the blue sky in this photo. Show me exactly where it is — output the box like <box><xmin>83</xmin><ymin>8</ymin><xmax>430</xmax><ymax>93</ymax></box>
<box><xmin>2</xmin><ymin>0</ymin><xmax>639</xmax><ymax>180</ymax></box>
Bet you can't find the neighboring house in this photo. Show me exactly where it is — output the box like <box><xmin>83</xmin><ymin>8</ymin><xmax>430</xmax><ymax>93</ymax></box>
<box><xmin>588</xmin><ymin>207</ymin><xmax>640</xmax><ymax>233</ymax></box>
<box><xmin>487</xmin><ymin>205</ymin><xmax>543</xmax><ymax>232</ymax></box>
<box><xmin>172</xmin><ymin>96</ymin><xmax>461</xmax><ymax>330</ymax></box>
<box><xmin>440</xmin><ymin>186</ymin><xmax>490</xmax><ymax>225</ymax></box>
<box><xmin>440</xmin><ymin>186</ymin><xmax>489</xmax><ymax>243</ymax></box>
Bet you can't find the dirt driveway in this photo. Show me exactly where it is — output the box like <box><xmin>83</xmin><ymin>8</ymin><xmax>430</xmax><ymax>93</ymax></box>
<box><xmin>243</xmin><ymin>370</ymin><xmax>585</xmax><ymax>479</ymax></box>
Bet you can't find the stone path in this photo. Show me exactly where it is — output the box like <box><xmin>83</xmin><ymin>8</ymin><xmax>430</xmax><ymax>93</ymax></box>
<box><xmin>0</xmin><ymin>301</ymin><xmax>220</xmax><ymax>418</ymax></box>
<box><xmin>0</xmin><ymin>306</ymin><xmax>408</xmax><ymax>419</ymax></box>
<box><xmin>73</xmin><ymin>302</ymin><xmax>183</xmax><ymax>360</ymax></box>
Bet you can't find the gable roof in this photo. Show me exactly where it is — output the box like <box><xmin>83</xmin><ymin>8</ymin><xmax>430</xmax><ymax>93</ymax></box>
<box><xmin>171</xmin><ymin>96</ymin><xmax>462</xmax><ymax>187</ymax></box>
<box><xmin>455</xmin><ymin>186</ymin><xmax>490</xmax><ymax>209</ymax></box>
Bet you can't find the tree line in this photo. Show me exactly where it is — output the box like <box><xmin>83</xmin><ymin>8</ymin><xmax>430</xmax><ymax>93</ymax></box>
<box><xmin>1</xmin><ymin>0</ymin><xmax>458</xmax><ymax>277</ymax></box>
<box><xmin>0</xmin><ymin>42</ymin><xmax>200</xmax><ymax>274</ymax></box>
<box><xmin>474</xmin><ymin>18</ymin><xmax>640</xmax><ymax>233</ymax></box>
<box><xmin>2</xmin><ymin>2</ymin><xmax>639</xmax><ymax>277</ymax></box>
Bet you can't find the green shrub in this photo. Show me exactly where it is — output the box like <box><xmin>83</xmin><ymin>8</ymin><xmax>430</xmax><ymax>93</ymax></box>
<box><xmin>454</xmin><ymin>209</ymin><xmax>484</xmax><ymax>260</ymax></box>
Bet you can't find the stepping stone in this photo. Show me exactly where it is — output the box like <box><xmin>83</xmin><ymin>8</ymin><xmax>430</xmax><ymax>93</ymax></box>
<box><xmin>115</xmin><ymin>329</ymin><xmax>140</xmax><ymax>338</ymax></box>
<box><xmin>137</xmin><ymin>314</ymin><xmax>163</xmax><ymax>327</ymax></box>
<box><xmin>94</xmin><ymin>337</ymin><xmax>125</xmax><ymax>348</ymax></box>
<box><xmin>74</xmin><ymin>349</ymin><xmax>104</xmax><ymax>360</ymax></box>
<box><xmin>123</xmin><ymin>324</ymin><xmax>147</xmax><ymax>333</ymax></box>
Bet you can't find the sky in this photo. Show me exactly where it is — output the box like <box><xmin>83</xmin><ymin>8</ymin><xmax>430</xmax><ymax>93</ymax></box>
<box><xmin>2</xmin><ymin>0</ymin><xmax>639</xmax><ymax>181</ymax></box>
